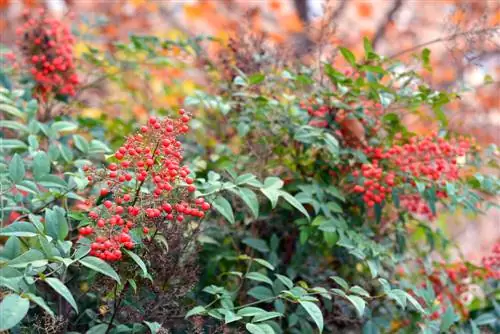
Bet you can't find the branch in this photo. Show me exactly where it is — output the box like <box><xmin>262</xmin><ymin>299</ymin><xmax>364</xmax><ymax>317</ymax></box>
<box><xmin>388</xmin><ymin>26</ymin><xmax>500</xmax><ymax>59</ymax></box>
<box><xmin>373</xmin><ymin>0</ymin><xmax>405</xmax><ymax>50</ymax></box>
<box><xmin>331</xmin><ymin>0</ymin><xmax>349</xmax><ymax>21</ymax></box>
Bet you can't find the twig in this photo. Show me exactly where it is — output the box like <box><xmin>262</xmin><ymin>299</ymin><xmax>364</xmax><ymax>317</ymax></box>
<box><xmin>388</xmin><ymin>27</ymin><xmax>499</xmax><ymax>59</ymax></box>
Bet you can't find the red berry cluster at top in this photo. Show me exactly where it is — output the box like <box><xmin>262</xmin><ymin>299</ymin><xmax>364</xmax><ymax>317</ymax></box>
<box><xmin>79</xmin><ymin>110</ymin><xmax>210</xmax><ymax>262</ymax></box>
<box><xmin>8</xmin><ymin>9</ymin><xmax>79</xmax><ymax>98</ymax></box>
<box><xmin>352</xmin><ymin>133</ymin><xmax>472</xmax><ymax>219</ymax></box>
<box><xmin>482</xmin><ymin>242</ymin><xmax>500</xmax><ymax>279</ymax></box>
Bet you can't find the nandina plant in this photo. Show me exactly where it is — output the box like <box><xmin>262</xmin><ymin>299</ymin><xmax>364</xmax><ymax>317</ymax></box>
<box><xmin>79</xmin><ymin>111</ymin><xmax>210</xmax><ymax>262</ymax></box>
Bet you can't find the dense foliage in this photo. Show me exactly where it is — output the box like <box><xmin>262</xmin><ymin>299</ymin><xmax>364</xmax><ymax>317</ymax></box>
<box><xmin>0</xmin><ymin>11</ymin><xmax>499</xmax><ymax>334</ymax></box>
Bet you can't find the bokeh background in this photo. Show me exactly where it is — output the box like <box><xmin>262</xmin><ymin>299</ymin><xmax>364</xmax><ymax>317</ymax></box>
<box><xmin>1</xmin><ymin>0</ymin><xmax>499</xmax><ymax>263</ymax></box>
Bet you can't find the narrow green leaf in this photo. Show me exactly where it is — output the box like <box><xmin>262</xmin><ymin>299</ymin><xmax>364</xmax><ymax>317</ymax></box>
<box><xmin>212</xmin><ymin>196</ymin><xmax>235</xmax><ymax>224</ymax></box>
<box><xmin>346</xmin><ymin>295</ymin><xmax>366</xmax><ymax>317</ymax></box>
<box><xmin>124</xmin><ymin>249</ymin><xmax>149</xmax><ymax>278</ymax></box>
<box><xmin>339</xmin><ymin>47</ymin><xmax>356</xmax><ymax>66</ymax></box>
<box><xmin>45</xmin><ymin>277</ymin><xmax>78</xmax><ymax>313</ymax></box>
<box><xmin>9</xmin><ymin>153</ymin><xmax>25</xmax><ymax>183</ymax></box>
<box><xmin>79</xmin><ymin>256</ymin><xmax>121</xmax><ymax>283</ymax></box>
<box><xmin>246</xmin><ymin>272</ymin><xmax>273</xmax><ymax>286</ymax></box>
<box><xmin>299</xmin><ymin>300</ymin><xmax>324</xmax><ymax>333</ymax></box>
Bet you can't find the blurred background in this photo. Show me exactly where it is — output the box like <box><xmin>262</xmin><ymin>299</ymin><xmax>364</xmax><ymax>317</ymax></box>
<box><xmin>1</xmin><ymin>0</ymin><xmax>499</xmax><ymax>263</ymax></box>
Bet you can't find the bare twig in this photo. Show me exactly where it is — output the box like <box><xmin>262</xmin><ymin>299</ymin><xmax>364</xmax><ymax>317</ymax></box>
<box><xmin>372</xmin><ymin>0</ymin><xmax>405</xmax><ymax>50</ymax></box>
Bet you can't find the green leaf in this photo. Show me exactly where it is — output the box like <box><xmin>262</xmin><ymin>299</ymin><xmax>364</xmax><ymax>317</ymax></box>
<box><xmin>339</xmin><ymin>47</ymin><xmax>356</xmax><ymax>66</ymax></box>
<box><xmin>387</xmin><ymin>289</ymin><xmax>407</xmax><ymax>308</ymax></box>
<box><xmin>0</xmin><ymin>237</ymin><xmax>22</xmax><ymax>259</ymax></box>
<box><xmin>405</xmin><ymin>292</ymin><xmax>426</xmax><ymax>313</ymax></box>
<box><xmin>248</xmin><ymin>286</ymin><xmax>274</xmax><ymax>300</ymax></box>
<box><xmin>73</xmin><ymin>135</ymin><xmax>89</xmax><ymax>153</ymax></box>
<box><xmin>45</xmin><ymin>277</ymin><xmax>78</xmax><ymax>313</ymax></box>
<box><xmin>51</xmin><ymin>121</ymin><xmax>77</xmax><ymax>133</ymax></box>
<box><xmin>363</xmin><ymin>37</ymin><xmax>374</xmax><ymax>57</ymax></box>
<box><xmin>79</xmin><ymin>256</ymin><xmax>121</xmax><ymax>283</ymax></box>
<box><xmin>185</xmin><ymin>306</ymin><xmax>206</xmax><ymax>318</ymax></box>
<box><xmin>8</xmin><ymin>249</ymin><xmax>47</xmax><ymax>268</ymax></box>
<box><xmin>237</xmin><ymin>307</ymin><xmax>268</xmax><ymax>317</ymax></box>
<box><xmin>32</xmin><ymin>151</ymin><xmax>50</xmax><ymax>180</ymax></box>
<box><xmin>279</xmin><ymin>191</ymin><xmax>310</xmax><ymax>219</ymax></box>
<box><xmin>0</xmin><ymin>221</ymin><xmax>38</xmax><ymax>237</ymax></box>
<box><xmin>330</xmin><ymin>276</ymin><xmax>349</xmax><ymax>290</ymax></box>
<box><xmin>483</xmin><ymin>74</ymin><xmax>494</xmax><ymax>85</ymax></box>
<box><xmin>248</xmin><ymin>73</ymin><xmax>265</xmax><ymax>85</ymax></box>
<box><xmin>246</xmin><ymin>323</ymin><xmax>275</xmax><ymax>334</ymax></box>
<box><xmin>246</xmin><ymin>272</ymin><xmax>273</xmax><ymax>285</ymax></box>
<box><xmin>236</xmin><ymin>188</ymin><xmax>260</xmax><ymax>217</ymax></box>
<box><xmin>350</xmin><ymin>286</ymin><xmax>370</xmax><ymax>298</ymax></box>
<box><xmin>440</xmin><ymin>306</ymin><xmax>457</xmax><ymax>332</ymax></box>
<box><xmin>212</xmin><ymin>196</ymin><xmax>235</xmax><ymax>224</ymax></box>
<box><xmin>346</xmin><ymin>295</ymin><xmax>366</xmax><ymax>317</ymax></box>
<box><xmin>275</xmin><ymin>274</ymin><xmax>293</xmax><ymax>289</ymax></box>
<box><xmin>9</xmin><ymin>153</ymin><xmax>25</xmax><ymax>183</ymax></box>
<box><xmin>224</xmin><ymin>311</ymin><xmax>243</xmax><ymax>324</ymax></box>
<box><xmin>143</xmin><ymin>321</ymin><xmax>161</xmax><ymax>334</ymax></box>
<box><xmin>0</xmin><ymin>139</ymin><xmax>28</xmax><ymax>150</ymax></box>
<box><xmin>0</xmin><ymin>120</ymin><xmax>29</xmax><ymax>132</ymax></box>
<box><xmin>89</xmin><ymin>140</ymin><xmax>111</xmax><ymax>154</ymax></box>
<box><xmin>421</xmin><ymin>48</ymin><xmax>431</xmax><ymax>71</ymax></box>
<box><xmin>253</xmin><ymin>311</ymin><xmax>282</xmax><ymax>322</ymax></box>
<box><xmin>124</xmin><ymin>249</ymin><xmax>149</xmax><ymax>279</ymax></box>
<box><xmin>260</xmin><ymin>177</ymin><xmax>284</xmax><ymax>208</ymax></box>
<box><xmin>242</xmin><ymin>238</ymin><xmax>269</xmax><ymax>253</ymax></box>
<box><xmin>85</xmin><ymin>324</ymin><xmax>108</xmax><ymax>334</ymax></box>
<box><xmin>299</xmin><ymin>301</ymin><xmax>323</xmax><ymax>333</ymax></box>
<box><xmin>45</xmin><ymin>207</ymin><xmax>68</xmax><ymax>241</ymax></box>
<box><xmin>0</xmin><ymin>294</ymin><xmax>30</xmax><ymax>331</ymax></box>
<box><xmin>0</xmin><ymin>103</ymin><xmax>23</xmax><ymax>118</ymax></box>
<box><xmin>324</xmin><ymin>133</ymin><xmax>339</xmax><ymax>156</ymax></box>
<box><xmin>25</xmin><ymin>293</ymin><xmax>55</xmax><ymax>317</ymax></box>
<box><xmin>254</xmin><ymin>258</ymin><xmax>274</xmax><ymax>270</ymax></box>
<box><xmin>235</xmin><ymin>173</ymin><xmax>257</xmax><ymax>185</ymax></box>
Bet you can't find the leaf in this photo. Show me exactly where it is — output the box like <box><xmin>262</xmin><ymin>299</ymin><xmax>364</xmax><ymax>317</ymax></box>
<box><xmin>421</xmin><ymin>48</ymin><xmax>431</xmax><ymax>71</ymax></box>
<box><xmin>0</xmin><ymin>103</ymin><xmax>23</xmax><ymax>118</ymax></box>
<box><xmin>212</xmin><ymin>196</ymin><xmax>235</xmax><ymax>224</ymax></box>
<box><xmin>260</xmin><ymin>177</ymin><xmax>284</xmax><ymax>208</ymax></box>
<box><xmin>440</xmin><ymin>306</ymin><xmax>457</xmax><ymax>332</ymax></box>
<box><xmin>242</xmin><ymin>238</ymin><xmax>270</xmax><ymax>253</ymax></box>
<box><xmin>275</xmin><ymin>274</ymin><xmax>293</xmax><ymax>289</ymax></box>
<box><xmin>237</xmin><ymin>307</ymin><xmax>268</xmax><ymax>317</ymax></box>
<box><xmin>224</xmin><ymin>311</ymin><xmax>243</xmax><ymax>324</ymax></box>
<box><xmin>299</xmin><ymin>301</ymin><xmax>324</xmax><ymax>333</ymax></box>
<box><xmin>79</xmin><ymin>256</ymin><xmax>121</xmax><ymax>283</ymax></box>
<box><xmin>45</xmin><ymin>207</ymin><xmax>68</xmax><ymax>241</ymax></box>
<box><xmin>33</xmin><ymin>151</ymin><xmax>50</xmax><ymax>180</ymax></box>
<box><xmin>73</xmin><ymin>135</ymin><xmax>89</xmax><ymax>153</ymax></box>
<box><xmin>0</xmin><ymin>237</ymin><xmax>22</xmax><ymax>259</ymax></box>
<box><xmin>246</xmin><ymin>272</ymin><xmax>273</xmax><ymax>286</ymax></box>
<box><xmin>45</xmin><ymin>277</ymin><xmax>78</xmax><ymax>313</ymax></box>
<box><xmin>236</xmin><ymin>188</ymin><xmax>260</xmax><ymax>217</ymax></box>
<box><xmin>25</xmin><ymin>293</ymin><xmax>55</xmax><ymax>317</ymax></box>
<box><xmin>483</xmin><ymin>74</ymin><xmax>494</xmax><ymax>85</ymax></box>
<box><xmin>9</xmin><ymin>153</ymin><xmax>25</xmax><ymax>183</ymax></box>
<box><xmin>0</xmin><ymin>294</ymin><xmax>30</xmax><ymax>331</ymax></box>
<box><xmin>254</xmin><ymin>258</ymin><xmax>274</xmax><ymax>270</ymax></box>
<box><xmin>339</xmin><ymin>47</ymin><xmax>356</xmax><ymax>66</ymax></box>
<box><xmin>387</xmin><ymin>289</ymin><xmax>407</xmax><ymax>309</ymax></box>
<box><xmin>235</xmin><ymin>173</ymin><xmax>257</xmax><ymax>185</ymax></box>
<box><xmin>248</xmin><ymin>73</ymin><xmax>265</xmax><ymax>85</ymax></box>
<box><xmin>346</xmin><ymin>295</ymin><xmax>366</xmax><ymax>317</ymax></box>
<box><xmin>185</xmin><ymin>306</ymin><xmax>206</xmax><ymax>318</ymax></box>
<box><xmin>51</xmin><ymin>121</ymin><xmax>77</xmax><ymax>133</ymax></box>
<box><xmin>248</xmin><ymin>286</ymin><xmax>274</xmax><ymax>300</ymax></box>
<box><xmin>8</xmin><ymin>249</ymin><xmax>47</xmax><ymax>268</ymax></box>
<box><xmin>405</xmin><ymin>292</ymin><xmax>426</xmax><ymax>313</ymax></box>
<box><xmin>89</xmin><ymin>140</ymin><xmax>111</xmax><ymax>154</ymax></box>
<box><xmin>474</xmin><ymin>313</ymin><xmax>497</xmax><ymax>326</ymax></box>
<box><xmin>246</xmin><ymin>323</ymin><xmax>275</xmax><ymax>334</ymax></box>
<box><xmin>324</xmin><ymin>133</ymin><xmax>339</xmax><ymax>156</ymax></box>
<box><xmin>279</xmin><ymin>191</ymin><xmax>310</xmax><ymax>219</ymax></box>
<box><xmin>0</xmin><ymin>221</ymin><xmax>38</xmax><ymax>237</ymax></box>
<box><xmin>253</xmin><ymin>311</ymin><xmax>282</xmax><ymax>322</ymax></box>
<box><xmin>330</xmin><ymin>276</ymin><xmax>349</xmax><ymax>290</ymax></box>
<box><xmin>124</xmin><ymin>249</ymin><xmax>149</xmax><ymax>279</ymax></box>
<box><xmin>0</xmin><ymin>120</ymin><xmax>29</xmax><ymax>132</ymax></box>
<box><xmin>85</xmin><ymin>324</ymin><xmax>108</xmax><ymax>334</ymax></box>
<box><xmin>350</xmin><ymin>286</ymin><xmax>370</xmax><ymax>298</ymax></box>
<box><xmin>143</xmin><ymin>321</ymin><xmax>161</xmax><ymax>333</ymax></box>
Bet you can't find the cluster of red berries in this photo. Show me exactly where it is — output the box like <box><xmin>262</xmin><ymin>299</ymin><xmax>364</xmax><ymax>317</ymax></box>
<box><xmin>7</xmin><ymin>9</ymin><xmax>79</xmax><ymax>98</ymax></box>
<box><xmin>351</xmin><ymin>134</ymin><xmax>472</xmax><ymax>219</ymax></box>
<box><xmin>482</xmin><ymin>242</ymin><xmax>500</xmax><ymax>279</ymax></box>
<box><xmin>79</xmin><ymin>110</ymin><xmax>210</xmax><ymax>262</ymax></box>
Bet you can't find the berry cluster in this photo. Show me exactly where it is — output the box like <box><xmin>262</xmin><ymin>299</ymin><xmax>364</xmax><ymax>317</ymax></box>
<box><xmin>80</xmin><ymin>111</ymin><xmax>210</xmax><ymax>261</ymax></box>
<box><xmin>11</xmin><ymin>9</ymin><xmax>79</xmax><ymax>98</ymax></box>
<box><xmin>351</xmin><ymin>134</ymin><xmax>472</xmax><ymax>219</ymax></box>
<box><xmin>482</xmin><ymin>242</ymin><xmax>500</xmax><ymax>279</ymax></box>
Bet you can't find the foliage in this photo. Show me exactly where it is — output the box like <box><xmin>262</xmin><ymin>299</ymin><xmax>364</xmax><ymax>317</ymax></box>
<box><xmin>0</xmin><ymin>10</ymin><xmax>499</xmax><ymax>334</ymax></box>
